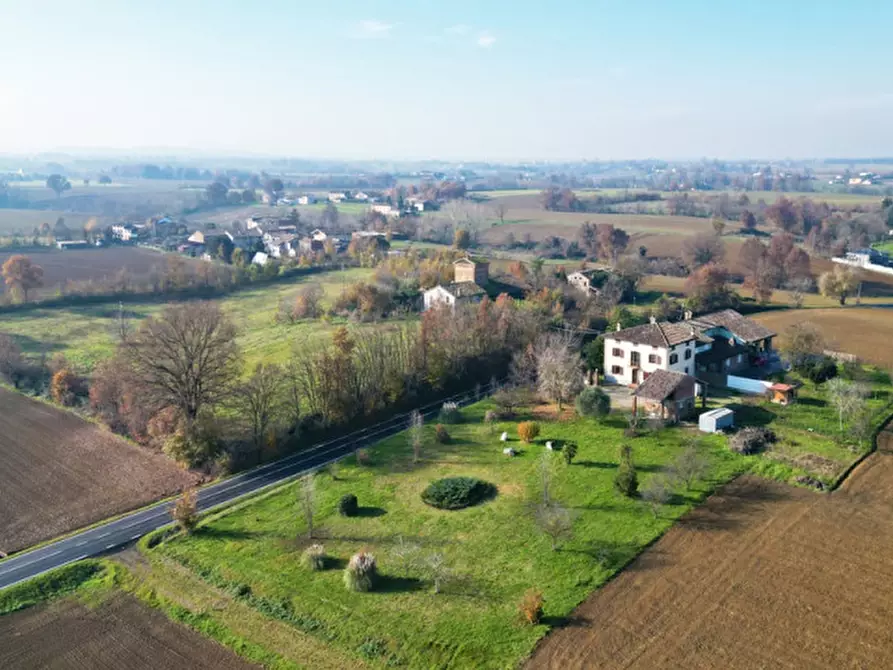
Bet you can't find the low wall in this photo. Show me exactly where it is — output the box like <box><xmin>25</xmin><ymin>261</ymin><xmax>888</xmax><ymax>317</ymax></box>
<box><xmin>831</xmin><ymin>257</ymin><xmax>893</xmax><ymax>276</ymax></box>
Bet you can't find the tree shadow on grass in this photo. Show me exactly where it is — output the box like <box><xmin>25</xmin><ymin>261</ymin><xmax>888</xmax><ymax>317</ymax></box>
<box><xmin>195</xmin><ymin>527</ymin><xmax>260</xmax><ymax>540</ymax></box>
<box><xmin>797</xmin><ymin>396</ymin><xmax>827</xmax><ymax>408</ymax></box>
<box><xmin>541</xmin><ymin>613</ymin><xmax>593</xmax><ymax>629</ymax></box>
<box><xmin>354</xmin><ymin>506</ymin><xmax>387</xmax><ymax>518</ymax></box>
<box><xmin>374</xmin><ymin>575</ymin><xmax>425</xmax><ymax>594</ymax></box>
<box><xmin>726</xmin><ymin>403</ymin><xmax>776</xmax><ymax>426</ymax></box>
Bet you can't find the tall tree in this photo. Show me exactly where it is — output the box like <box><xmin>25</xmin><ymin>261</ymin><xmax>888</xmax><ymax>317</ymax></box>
<box><xmin>46</xmin><ymin>174</ymin><xmax>71</xmax><ymax>197</ymax></box>
<box><xmin>682</xmin><ymin>234</ymin><xmax>724</xmax><ymax>270</ymax></box>
<box><xmin>1</xmin><ymin>254</ymin><xmax>43</xmax><ymax>302</ymax></box>
<box><xmin>739</xmin><ymin>209</ymin><xmax>757</xmax><ymax>231</ymax></box>
<box><xmin>230</xmin><ymin>363</ymin><xmax>286</xmax><ymax>454</ymax></box>
<box><xmin>124</xmin><ymin>302</ymin><xmax>241</xmax><ymax>426</ymax></box>
<box><xmin>819</xmin><ymin>265</ymin><xmax>858</xmax><ymax>305</ymax></box>
<box><xmin>534</xmin><ymin>333</ymin><xmax>583</xmax><ymax>412</ymax></box>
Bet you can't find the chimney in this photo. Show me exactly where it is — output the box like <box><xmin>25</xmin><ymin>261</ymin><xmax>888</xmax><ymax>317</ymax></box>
<box><xmin>615</xmin><ymin>322</ymin><xmax>622</xmax><ymax>331</ymax></box>
<box><xmin>683</xmin><ymin>310</ymin><xmax>693</xmax><ymax>321</ymax></box>
<box><xmin>649</xmin><ymin>316</ymin><xmax>657</xmax><ymax>324</ymax></box>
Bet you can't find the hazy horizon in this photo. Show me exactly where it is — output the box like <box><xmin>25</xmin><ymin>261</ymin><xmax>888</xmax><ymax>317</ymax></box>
<box><xmin>4</xmin><ymin>0</ymin><xmax>893</xmax><ymax>161</ymax></box>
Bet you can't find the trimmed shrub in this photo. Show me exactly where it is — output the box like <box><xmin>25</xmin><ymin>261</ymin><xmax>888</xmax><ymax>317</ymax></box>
<box><xmin>344</xmin><ymin>552</ymin><xmax>377</xmax><ymax>592</ymax></box>
<box><xmin>421</xmin><ymin>476</ymin><xmax>496</xmax><ymax>510</ymax></box>
<box><xmin>438</xmin><ymin>401</ymin><xmax>461</xmax><ymax>424</ymax></box>
<box><xmin>301</xmin><ymin>544</ymin><xmax>326</xmax><ymax>571</ymax></box>
<box><xmin>517</xmin><ymin>421</ymin><xmax>540</xmax><ymax>444</ymax></box>
<box><xmin>562</xmin><ymin>442</ymin><xmax>578</xmax><ymax>465</ymax></box>
<box><xmin>434</xmin><ymin>424</ymin><xmax>451</xmax><ymax>444</ymax></box>
<box><xmin>575</xmin><ymin>386</ymin><xmax>611</xmax><ymax>419</ymax></box>
<box><xmin>519</xmin><ymin>589</ymin><xmax>544</xmax><ymax>625</ymax></box>
<box><xmin>729</xmin><ymin>426</ymin><xmax>777</xmax><ymax>455</ymax></box>
<box><xmin>614</xmin><ymin>444</ymin><xmax>638</xmax><ymax>497</ymax></box>
<box><xmin>338</xmin><ymin>494</ymin><xmax>359</xmax><ymax>517</ymax></box>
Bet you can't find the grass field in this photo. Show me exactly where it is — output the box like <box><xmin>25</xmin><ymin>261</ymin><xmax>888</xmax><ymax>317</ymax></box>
<box><xmin>752</xmin><ymin>308</ymin><xmax>893</xmax><ymax>367</ymax></box>
<box><xmin>873</xmin><ymin>239</ymin><xmax>893</xmax><ymax>254</ymax></box>
<box><xmin>0</xmin><ymin>266</ymin><xmax>394</xmax><ymax>372</ymax></box>
<box><xmin>152</xmin><ymin>400</ymin><xmax>749</xmax><ymax>669</ymax></box>
<box><xmin>0</xmin><ymin>246</ymin><xmax>181</xmax><ymax>299</ymax></box>
<box><xmin>0</xmin><ymin>388</ymin><xmax>195</xmax><ymax>555</ymax></box>
<box><xmin>528</xmin><ymin>432</ymin><xmax>893</xmax><ymax>669</ymax></box>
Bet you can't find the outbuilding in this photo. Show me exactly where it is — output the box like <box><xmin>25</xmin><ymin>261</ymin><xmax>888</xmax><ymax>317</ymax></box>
<box><xmin>699</xmin><ymin>407</ymin><xmax>734</xmax><ymax>433</ymax></box>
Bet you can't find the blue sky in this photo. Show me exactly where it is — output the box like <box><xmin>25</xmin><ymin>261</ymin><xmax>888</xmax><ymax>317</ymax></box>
<box><xmin>2</xmin><ymin>0</ymin><xmax>892</xmax><ymax>160</ymax></box>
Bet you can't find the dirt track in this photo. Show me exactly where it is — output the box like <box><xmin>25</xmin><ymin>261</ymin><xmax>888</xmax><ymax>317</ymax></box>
<box><xmin>528</xmin><ymin>427</ymin><xmax>893</xmax><ymax>669</ymax></box>
<box><xmin>0</xmin><ymin>389</ymin><xmax>194</xmax><ymax>554</ymax></box>
<box><xmin>0</xmin><ymin>593</ymin><xmax>253</xmax><ymax>669</ymax></box>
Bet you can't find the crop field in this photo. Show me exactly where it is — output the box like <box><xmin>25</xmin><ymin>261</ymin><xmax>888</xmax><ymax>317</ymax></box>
<box><xmin>0</xmin><ymin>247</ymin><xmax>178</xmax><ymax>299</ymax></box>
<box><xmin>527</xmin><ymin>434</ymin><xmax>893</xmax><ymax>669</ymax></box>
<box><xmin>0</xmin><ymin>209</ymin><xmax>105</xmax><ymax>234</ymax></box>
<box><xmin>0</xmin><ymin>266</ymin><xmax>391</xmax><ymax>372</ymax></box>
<box><xmin>0</xmin><ymin>389</ymin><xmax>195</xmax><ymax>554</ymax></box>
<box><xmin>151</xmin><ymin>400</ymin><xmax>752</xmax><ymax>669</ymax></box>
<box><xmin>752</xmin><ymin>308</ymin><xmax>893</xmax><ymax>367</ymax></box>
<box><xmin>0</xmin><ymin>592</ymin><xmax>253</xmax><ymax>669</ymax></box>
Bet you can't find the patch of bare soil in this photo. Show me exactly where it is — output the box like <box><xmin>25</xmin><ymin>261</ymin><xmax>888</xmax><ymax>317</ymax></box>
<box><xmin>0</xmin><ymin>389</ymin><xmax>195</xmax><ymax>554</ymax></box>
<box><xmin>527</xmin><ymin>426</ymin><xmax>893</xmax><ymax>669</ymax></box>
<box><xmin>0</xmin><ymin>593</ymin><xmax>254</xmax><ymax>669</ymax></box>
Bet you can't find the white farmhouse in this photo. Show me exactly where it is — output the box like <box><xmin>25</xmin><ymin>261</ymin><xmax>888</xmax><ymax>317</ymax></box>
<box><xmin>604</xmin><ymin>309</ymin><xmax>776</xmax><ymax>386</ymax></box>
<box><xmin>422</xmin><ymin>283</ymin><xmax>486</xmax><ymax>310</ymax></box>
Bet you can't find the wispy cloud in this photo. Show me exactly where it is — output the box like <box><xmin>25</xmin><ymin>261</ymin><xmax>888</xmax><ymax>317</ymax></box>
<box><xmin>477</xmin><ymin>32</ymin><xmax>496</xmax><ymax>48</ymax></box>
<box><xmin>355</xmin><ymin>19</ymin><xmax>395</xmax><ymax>38</ymax></box>
<box><xmin>446</xmin><ymin>24</ymin><xmax>471</xmax><ymax>36</ymax></box>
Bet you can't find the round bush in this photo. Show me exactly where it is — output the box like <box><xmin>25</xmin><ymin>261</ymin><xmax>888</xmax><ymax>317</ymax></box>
<box><xmin>301</xmin><ymin>544</ymin><xmax>326</xmax><ymax>571</ymax></box>
<box><xmin>575</xmin><ymin>387</ymin><xmax>610</xmax><ymax>419</ymax></box>
<box><xmin>339</xmin><ymin>493</ymin><xmax>359</xmax><ymax>517</ymax></box>
<box><xmin>421</xmin><ymin>476</ymin><xmax>496</xmax><ymax>510</ymax></box>
<box><xmin>344</xmin><ymin>551</ymin><xmax>377</xmax><ymax>592</ymax></box>
<box><xmin>434</xmin><ymin>424</ymin><xmax>451</xmax><ymax>444</ymax></box>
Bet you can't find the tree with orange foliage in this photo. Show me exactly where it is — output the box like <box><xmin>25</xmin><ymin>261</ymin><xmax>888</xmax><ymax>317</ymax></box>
<box><xmin>50</xmin><ymin>368</ymin><xmax>78</xmax><ymax>406</ymax></box>
<box><xmin>2</xmin><ymin>254</ymin><xmax>44</xmax><ymax>302</ymax></box>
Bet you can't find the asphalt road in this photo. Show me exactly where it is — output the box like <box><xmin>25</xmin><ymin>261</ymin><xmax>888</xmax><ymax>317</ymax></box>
<box><xmin>0</xmin><ymin>385</ymin><xmax>490</xmax><ymax>591</ymax></box>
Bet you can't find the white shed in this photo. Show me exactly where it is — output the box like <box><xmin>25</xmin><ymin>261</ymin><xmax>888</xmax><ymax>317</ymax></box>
<box><xmin>699</xmin><ymin>407</ymin><xmax>734</xmax><ymax>433</ymax></box>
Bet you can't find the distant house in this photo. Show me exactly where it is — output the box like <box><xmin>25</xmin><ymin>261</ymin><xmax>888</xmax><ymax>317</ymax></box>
<box><xmin>225</xmin><ymin>229</ymin><xmax>263</xmax><ymax>251</ymax></box>
<box><xmin>252</xmin><ymin>251</ymin><xmax>269</xmax><ymax>266</ymax></box>
<box><xmin>453</xmin><ymin>256</ymin><xmax>490</xmax><ymax>286</ymax></box>
<box><xmin>422</xmin><ymin>256</ymin><xmax>490</xmax><ymax>311</ymax></box>
<box><xmin>328</xmin><ymin>192</ymin><xmax>347</xmax><ymax>203</ymax></box>
<box><xmin>422</xmin><ymin>282</ymin><xmax>487</xmax><ymax>310</ymax></box>
<box><xmin>111</xmin><ymin>224</ymin><xmax>139</xmax><ymax>242</ymax></box>
<box><xmin>567</xmin><ymin>268</ymin><xmax>609</xmax><ymax>294</ymax></box>
<box><xmin>298</xmin><ymin>237</ymin><xmax>324</xmax><ymax>253</ymax></box>
<box><xmin>297</xmin><ymin>195</ymin><xmax>317</xmax><ymax>205</ymax></box>
<box><xmin>264</xmin><ymin>232</ymin><xmax>298</xmax><ymax>258</ymax></box>
<box><xmin>354</xmin><ymin>191</ymin><xmax>370</xmax><ymax>201</ymax></box>
<box><xmin>309</xmin><ymin>228</ymin><xmax>328</xmax><ymax>242</ymax></box>
<box><xmin>56</xmin><ymin>240</ymin><xmax>89</xmax><ymax>250</ymax></box>
<box><xmin>351</xmin><ymin>230</ymin><xmax>387</xmax><ymax>241</ymax></box>
<box><xmin>371</xmin><ymin>204</ymin><xmax>400</xmax><ymax>218</ymax></box>
<box><xmin>632</xmin><ymin>369</ymin><xmax>699</xmax><ymax>421</ymax></box>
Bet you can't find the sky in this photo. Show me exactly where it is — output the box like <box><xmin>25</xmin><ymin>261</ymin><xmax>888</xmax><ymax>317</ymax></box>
<box><xmin>2</xmin><ymin>0</ymin><xmax>893</xmax><ymax>161</ymax></box>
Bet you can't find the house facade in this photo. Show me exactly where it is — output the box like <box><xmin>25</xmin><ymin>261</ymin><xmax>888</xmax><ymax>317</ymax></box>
<box><xmin>567</xmin><ymin>269</ymin><xmax>608</xmax><ymax>294</ymax></box>
<box><xmin>604</xmin><ymin>309</ymin><xmax>775</xmax><ymax>387</ymax></box>
<box><xmin>422</xmin><ymin>256</ymin><xmax>490</xmax><ymax>311</ymax></box>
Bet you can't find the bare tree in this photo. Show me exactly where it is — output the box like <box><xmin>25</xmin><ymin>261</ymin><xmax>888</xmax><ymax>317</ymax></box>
<box><xmin>124</xmin><ymin>302</ymin><xmax>241</xmax><ymax>427</ymax></box>
<box><xmin>641</xmin><ymin>475</ymin><xmax>673</xmax><ymax>517</ymax></box>
<box><xmin>669</xmin><ymin>441</ymin><xmax>710</xmax><ymax>490</ymax></box>
<box><xmin>298</xmin><ymin>473</ymin><xmax>317</xmax><ymax>539</ymax></box>
<box><xmin>231</xmin><ymin>363</ymin><xmax>286</xmax><ymax>454</ymax></box>
<box><xmin>826</xmin><ymin>378</ymin><xmax>869</xmax><ymax>432</ymax></box>
<box><xmin>408</xmin><ymin>409</ymin><xmax>424</xmax><ymax>463</ymax></box>
<box><xmin>537</xmin><ymin>450</ymin><xmax>557</xmax><ymax>505</ymax></box>
<box><xmin>172</xmin><ymin>489</ymin><xmax>199</xmax><ymax>533</ymax></box>
<box><xmin>535</xmin><ymin>333</ymin><xmax>583</xmax><ymax>411</ymax></box>
<box><xmin>494</xmin><ymin>202</ymin><xmax>508</xmax><ymax>225</ymax></box>
<box><xmin>0</xmin><ymin>334</ymin><xmax>24</xmax><ymax>384</ymax></box>
<box><xmin>535</xmin><ymin>502</ymin><xmax>574</xmax><ymax>551</ymax></box>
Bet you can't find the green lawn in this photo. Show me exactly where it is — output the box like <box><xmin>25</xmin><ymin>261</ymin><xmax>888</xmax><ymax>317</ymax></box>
<box><xmin>872</xmin><ymin>239</ymin><xmax>893</xmax><ymax>254</ymax></box>
<box><xmin>154</xmin><ymin>401</ymin><xmax>747</xmax><ymax>669</ymax></box>
<box><xmin>0</xmin><ymin>267</ymin><xmax>400</xmax><ymax>372</ymax></box>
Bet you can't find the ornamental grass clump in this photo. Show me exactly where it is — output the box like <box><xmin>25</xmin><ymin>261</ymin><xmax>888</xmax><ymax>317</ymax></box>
<box><xmin>344</xmin><ymin>551</ymin><xmax>378</xmax><ymax>592</ymax></box>
<box><xmin>301</xmin><ymin>544</ymin><xmax>326</xmax><ymax>571</ymax></box>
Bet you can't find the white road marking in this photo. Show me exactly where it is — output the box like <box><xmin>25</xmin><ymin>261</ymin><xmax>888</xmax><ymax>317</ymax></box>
<box><xmin>105</xmin><ymin>543</ymin><xmax>116</xmax><ymax>550</ymax></box>
<box><xmin>42</xmin><ymin>550</ymin><xmax>62</xmax><ymax>559</ymax></box>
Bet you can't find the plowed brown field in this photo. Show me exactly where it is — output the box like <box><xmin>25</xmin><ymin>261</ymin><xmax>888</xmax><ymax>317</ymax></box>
<box><xmin>0</xmin><ymin>389</ymin><xmax>194</xmax><ymax>554</ymax></box>
<box><xmin>528</xmin><ymin>425</ymin><xmax>893</xmax><ymax>669</ymax></box>
<box><xmin>0</xmin><ymin>593</ymin><xmax>254</xmax><ymax>669</ymax></box>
